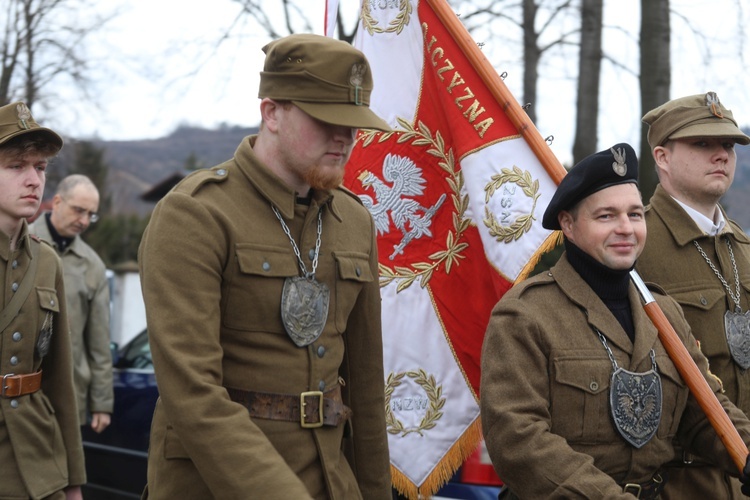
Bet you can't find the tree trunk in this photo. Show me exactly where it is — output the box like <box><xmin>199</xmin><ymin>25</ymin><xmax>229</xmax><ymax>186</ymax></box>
<box><xmin>572</xmin><ymin>0</ymin><xmax>602</xmax><ymax>165</ymax></box>
<box><xmin>522</xmin><ymin>0</ymin><xmax>540</xmax><ymax>124</ymax></box>
<box><xmin>639</xmin><ymin>0</ymin><xmax>670</xmax><ymax>203</ymax></box>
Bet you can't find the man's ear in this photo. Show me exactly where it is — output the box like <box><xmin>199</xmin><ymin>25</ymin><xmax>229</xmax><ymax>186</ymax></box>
<box><xmin>259</xmin><ymin>98</ymin><xmax>281</xmax><ymax>132</ymax></box>
<box><xmin>51</xmin><ymin>193</ymin><xmax>63</xmax><ymax>209</ymax></box>
<box><xmin>652</xmin><ymin>146</ymin><xmax>669</xmax><ymax>175</ymax></box>
<box><xmin>558</xmin><ymin>211</ymin><xmax>573</xmax><ymax>237</ymax></box>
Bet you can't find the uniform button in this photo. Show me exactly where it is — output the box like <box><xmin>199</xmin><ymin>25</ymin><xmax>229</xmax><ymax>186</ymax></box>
<box><xmin>700</xmin><ymin>296</ymin><xmax>708</xmax><ymax>306</ymax></box>
<box><xmin>216</xmin><ymin>168</ymin><xmax>227</xmax><ymax>176</ymax></box>
<box><xmin>317</xmin><ymin>346</ymin><xmax>326</xmax><ymax>358</ymax></box>
<box><xmin>50</xmin><ymin>300</ymin><xmax>55</xmax><ymax>307</ymax></box>
<box><xmin>318</xmin><ymin>380</ymin><xmax>326</xmax><ymax>391</ymax></box>
<box><xmin>308</xmin><ymin>249</ymin><xmax>315</xmax><ymax>261</ymax></box>
<box><xmin>262</xmin><ymin>262</ymin><xmax>271</xmax><ymax>271</ymax></box>
<box><xmin>10</xmin><ymin>399</ymin><xmax>18</xmax><ymax>409</ymax></box>
<box><xmin>12</xmin><ymin>332</ymin><xmax>21</xmax><ymax>342</ymax></box>
<box><xmin>590</xmin><ymin>381</ymin><xmax>599</xmax><ymax>391</ymax></box>
<box><xmin>11</xmin><ymin>260</ymin><xmax>18</xmax><ymax>269</ymax></box>
<box><xmin>355</xmin><ymin>267</ymin><xmax>361</xmax><ymax>277</ymax></box>
<box><xmin>11</xmin><ymin>282</ymin><xmax>18</xmax><ymax>292</ymax></box>
<box><xmin>10</xmin><ymin>356</ymin><xmax>18</xmax><ymax>366</ymax></box>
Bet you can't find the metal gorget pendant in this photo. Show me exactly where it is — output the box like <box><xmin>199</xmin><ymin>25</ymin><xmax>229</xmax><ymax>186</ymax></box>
<box><xmin>725</xmin><ymin>309</ymin><xmax>750</xmax><ymax>370</ymax></box>
<box><xmin>695</xmin><ymin>238</ymin><xmax>750</xmax><ymax>369</ymax></box>
<box><xmin>36</xmin><ymin>311</ymin><xmax>53</xmax><ymax>357</ymax></box>
<box><xmin>272</xmin><ymin>205</ymin><xmax>329</xmax><ymax>347</ymax></box>
<box><xmin>610</xmin><ymin>365</ymin><xmax>662</xmax><ymax>448</ymax></box>
<box><xmin>281</xmin><ymin>276</ymin><xmax>330</xmax><ymax>347</ymax></box>
<box><xmin>597</xmin><ymin>330</ymin><xmax>662</xmax><ymax>448</ymax></box>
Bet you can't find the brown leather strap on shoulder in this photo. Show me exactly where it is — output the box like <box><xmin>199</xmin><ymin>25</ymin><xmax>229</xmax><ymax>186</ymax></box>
<box><xmin>1</xmin><ymin>370</ymin><xmax>42</xmax><ymax>398</ymax></box>
<box><xmin>226</xmin><ymin>385</ymin><xmax>352</xmax><ymax>428</ymax></box>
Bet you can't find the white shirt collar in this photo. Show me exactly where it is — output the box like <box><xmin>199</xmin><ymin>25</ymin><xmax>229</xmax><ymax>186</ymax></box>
<box><xmin>672</xmin><ymin>197</ymin><xmax>725</xmax><ymax>236</ymax></box>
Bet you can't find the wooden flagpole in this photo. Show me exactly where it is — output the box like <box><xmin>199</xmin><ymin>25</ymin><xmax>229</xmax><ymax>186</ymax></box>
<box><xmin>630</xmin><ymin>272</ymin><xmax>749</xmax><ymax>472</ymax></box>
<box><xmin>423</xmin><ymin>0</ymin><xmax>749</xmax><ymax>474</ymax></box>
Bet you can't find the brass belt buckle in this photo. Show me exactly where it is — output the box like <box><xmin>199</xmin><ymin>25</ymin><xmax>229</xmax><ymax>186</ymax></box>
<box><xmin>623</xmin><ymin>483</ymin><xmax>642</xmax><ymax>498</ymax></box>
<box><xmin>1</xmin><ymin>373</ymin><xmax>15</xmax><ymax>398</ymax></box>
<box><xmin>300</xmin><ymin>391</ymin><xmax>324</xmax><ymax>428</ymax></box>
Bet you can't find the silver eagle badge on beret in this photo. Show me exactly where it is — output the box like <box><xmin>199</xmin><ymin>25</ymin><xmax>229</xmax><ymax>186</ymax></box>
<box><xmin>610</xmin><ymin>146</ymin><xmax>628</xmax><ymax>177</ymax></box>
<box><xmin>706</xmin><ymin>91</ymin><xmax>724</xmax><ymax>119</ymax></box>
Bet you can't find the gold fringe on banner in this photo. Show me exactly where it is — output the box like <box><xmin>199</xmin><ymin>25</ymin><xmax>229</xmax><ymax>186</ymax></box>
<box><xmin>516</xmin><ymin>230</ymin><xmax>563</xmax><ymax>282</ymax></box>
<box><xmin>390</xmin><ymin>417</ymin><xmax>484</xmax><ymax>499</ymax></box>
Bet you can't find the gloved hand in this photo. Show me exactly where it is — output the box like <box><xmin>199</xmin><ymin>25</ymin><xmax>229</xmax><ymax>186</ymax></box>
<box><xmin>742</xmin><ymin>455</ymin><xmax>750</xmax><ymax>496</ymax></box>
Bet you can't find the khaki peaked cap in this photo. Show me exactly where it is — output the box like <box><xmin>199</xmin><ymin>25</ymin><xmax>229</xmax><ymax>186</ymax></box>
<box><xmin>0</xmin><ymin>101</ymin><xmax>63</xmax><ymax>153</ymax></box>
<box><xmin>259</xmin><ymin>33</ymin><xmax>390</xmax><ymax>132</ymax></box>
<box><xmin>643</xmin><ymin>92</ymin><xmax>750</xmax><ymax>148</ymax></box>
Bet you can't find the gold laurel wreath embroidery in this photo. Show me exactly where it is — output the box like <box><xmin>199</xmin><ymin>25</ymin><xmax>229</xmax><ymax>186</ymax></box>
<box><xmin>358</xmin><ymin>118</ymin><xmax>470</xmax><ymax>292</ymax></box>
<box><xmin>482</xmin><ymin>166</ymin><xmax>540</xmax><ymax>243</ymax></box>
<box><xmin>361</xmin><ymin>0</ymin><xmax>412</xmax><ymax>35</ymax></box>
<box><xmin>384</xmin><ymin>369</ymin><xmax>446</xmax><ymax>437</ymax></box>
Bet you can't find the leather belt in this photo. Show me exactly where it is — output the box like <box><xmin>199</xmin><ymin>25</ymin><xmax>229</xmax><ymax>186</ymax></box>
<box><xmin>1</xmin><ymin>371</ymin><xmax>42</xmax><ymax>398</ymax></box>
<box><xmin>226</xmin><ymin>385</ymin><xmax>352</xmax><ymax>429</ymax></box>
<box><xmin>623</xmin><ymin>470</ymin><xmax>668</xmax><ymax>499</ymax></box>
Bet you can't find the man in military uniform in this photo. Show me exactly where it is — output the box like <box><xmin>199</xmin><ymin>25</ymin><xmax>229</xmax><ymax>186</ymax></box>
<box><xmin>480</xmin><ymin>143</ymin><xmax>750</xmax><ymax>498</ymax></box>
<box><xmin>138</xmin><ymin>34</ymin><xmax>392</xmax><ymax>499</ymax></box>
<box><xmin>30</xmin><ymin>174</ymin><xmax>113</xmax><ymax>434</ymax></box>
<box><xmin>637</xmin><ymin>92</ymin><xmax>750</xmax><ymax>498</ymax></box>
<box><xmin>0</xmin><ymin>102</ymin><xmax>85</xmax><ymax>498</ymax></box>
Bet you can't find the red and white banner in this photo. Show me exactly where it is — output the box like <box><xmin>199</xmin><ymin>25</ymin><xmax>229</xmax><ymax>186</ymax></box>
<box><xmin>327</xmin><ymin>1</ymin><xmax>563</xmax><ymax>497</ymax></box>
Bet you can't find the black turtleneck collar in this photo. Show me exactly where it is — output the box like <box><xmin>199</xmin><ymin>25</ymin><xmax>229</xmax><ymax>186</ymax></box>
<box><xmin>565</xmin><ymin>238</ymin><xmax>635</xmax><ymax>341</ymax></box>
<box><xmin>44</xmin><ymin>212</ymin><xmax>74</xmax><ymax>253</ymax></box>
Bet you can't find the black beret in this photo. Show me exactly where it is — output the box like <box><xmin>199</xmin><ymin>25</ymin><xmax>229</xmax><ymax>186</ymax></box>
<box><xmin>542</xmin><ymin>143</ymin><xmax>638</xmax><ymax>230</ymax></box>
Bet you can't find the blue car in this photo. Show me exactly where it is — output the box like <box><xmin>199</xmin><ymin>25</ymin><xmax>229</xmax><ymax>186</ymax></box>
<box><xmin>80</xmin><ymin>329</ymin><xmax>502</xmax><ymax>499</ymax></box>
<box><xmin>81</xmin><ymin>329</ymin><xmax>157</xmax><ymax>499</ymax></box>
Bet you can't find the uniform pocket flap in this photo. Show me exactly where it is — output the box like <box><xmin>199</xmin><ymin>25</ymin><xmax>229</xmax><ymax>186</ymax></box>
<box><xmin>334</xmin><ymin>252</ymin><xmax>373</xmax><ymax>283</ymax></box>
<box><xmin>235</xmin><ymin>243</ymin><xmax>299</xmax><ymax>278</ymax></box>
<box><xmin>36</xmin><ymin>287</ymin><xmax>60</xmax><ymax>313</ymax></box>
<box><xmin>668</xmin><ymin>288</ymin><xmax>725</xmax><ymax>312</ymax></box>
<box><xmin>655</xmin><ymin>356</ymin><xmax>686</xmax><ymax>387</ymax></box>
<box><xmin>554</xmin><ymin>357</ymin><xmax>611</xmax><ymax>395</ymax></box>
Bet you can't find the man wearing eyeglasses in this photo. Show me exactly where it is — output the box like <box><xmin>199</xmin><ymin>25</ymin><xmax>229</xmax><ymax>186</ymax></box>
<box><xmin>30</xmin><ymin>174</ymin><xmax>113</xmax><ymax>434</ymax></box>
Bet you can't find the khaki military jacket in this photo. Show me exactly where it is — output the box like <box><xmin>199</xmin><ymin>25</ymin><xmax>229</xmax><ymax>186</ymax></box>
<box><xmin>0</xmin><ymin>222</ymin><xmax>86</xmax><ymax>499</ymax></box>
<box><xmin>637</xmin><ymin>184</ymin><xmax>750</xmax><ymax>498</ymax></box>
<box><xmin>480</xmin><ymin>254</ymin><xmax>750</xmax><ymax>499</ymax></box>
<box><xmin>30</xmin><ymin>215</ymin><xmax>113</xmax><ymax>423</ymax></box>
<box><xmin>638</xmin><ymin>185</ymin><xmax>750</xmax><ymax>414</ymax></box>
<box><xmin>138</xmin><ymin>136</ymin><xmax>390</xmax><ymax>499</ymax></box>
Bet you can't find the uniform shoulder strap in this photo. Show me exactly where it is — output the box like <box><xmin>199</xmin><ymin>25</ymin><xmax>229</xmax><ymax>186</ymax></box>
<box><xmin>0</xmin><ymin>240</ymin><xmax>40</xmax><ymax>333</ymax></box>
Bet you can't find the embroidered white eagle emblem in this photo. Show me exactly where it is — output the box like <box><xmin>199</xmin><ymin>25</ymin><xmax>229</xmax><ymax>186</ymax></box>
<box><xmin>358</xmin><ymin>153</ymin><xmax>446</xmax><ymax>260</ymax></box>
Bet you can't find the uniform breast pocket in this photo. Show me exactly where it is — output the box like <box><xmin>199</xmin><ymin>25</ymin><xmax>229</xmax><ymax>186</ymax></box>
<box><xmin>669</xmin><ymin>288</ymin><xmax>725</xmax><ymax>314</ymax></box>
<box><xmin>654</xmin><ymin>355</ymin><xmax>687</xmax><ymax>439</ymax></box>
<box><xmin>551</xmin><ymin>354</ymin><xmax>612</xmax><ymax>443</ymax></box>
<box><xmin>333</xmin><ymin>252</ymin><xmax>373</xmax><ymax>332</ymax></box>
<box><xmin>223</xmin><ymin>244</ymin><xmax>300</xmax><ymax>333</ymax></box>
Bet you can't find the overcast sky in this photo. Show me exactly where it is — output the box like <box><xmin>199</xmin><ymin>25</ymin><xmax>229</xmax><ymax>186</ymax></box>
<box><xmin>46</xmin><ymin>0</ymin><xmax>750</xmax><ymax>166</ymax></box>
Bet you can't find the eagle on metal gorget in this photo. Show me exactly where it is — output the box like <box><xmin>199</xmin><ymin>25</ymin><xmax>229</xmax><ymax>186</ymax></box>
<box><xmin>358</xmin><ymin>153</ymin><xmax>446</xmax><ymax>260</ymax></box>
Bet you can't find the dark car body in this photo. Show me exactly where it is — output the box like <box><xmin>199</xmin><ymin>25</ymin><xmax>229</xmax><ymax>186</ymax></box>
<box><xmin>81</xmin><ymin>330</ymin><xmax>156</xmax><ymax>499</ymax></box>
<box><xmin>80</xmin><ymin>329</ymin><xmax>502</xmax><ymax>499</ymax></box>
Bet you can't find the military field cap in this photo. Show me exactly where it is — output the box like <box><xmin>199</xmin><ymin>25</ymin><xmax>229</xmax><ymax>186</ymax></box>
<box><xmin>542</xmin><ymin>143</ymin><xmax>639</xmax><ymax>230</ymax></box>
<box><xmin>642</xmin><ymin>91</ymin><xmax>750</xmax><ymax>148</ymax></box>
<box><xmin>0</xmin><ymin>101</ymin><xmax>63</xmax><ymax>153</ymax></box>
<box><xmin>259</xmin><ymin>33</ymin><xmax>390</xmax><ymax>132</ymax></box>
